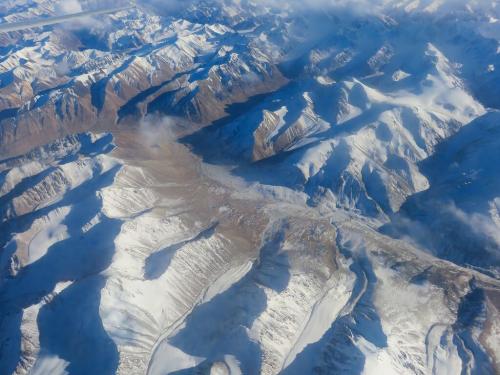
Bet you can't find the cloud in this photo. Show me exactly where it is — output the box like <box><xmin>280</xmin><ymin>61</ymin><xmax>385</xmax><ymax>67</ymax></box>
<box><xmin>383</xmin><ymin>199</ymin><xmax>500</xmax><ymax>271</ymax></box>
<box><xmin>140</xmin><ymin>0</ymin><xmax>378</xmax><ymax>15</ymax></box>
<box><xmin>137</xmin><ymin>0</ymin><xmax>500</xmax><ymax>18</ymax></box>
<box><xmin>444</xmin><ymin>202</ymin><xmax>500</xmax><ymax>250</ymax></box>
<box><xmin>53</xmin><ymin>0</ymin><xmax>94</xmax><ymax>31</ymax></box>
<box><xmin>55</xmin><ymin>0</ymin><xmax>83</xmax><ymax>14</ymax></box>
<box><xmin>138</xmin><ymin>115</ymin><xmax>187</xmax><ymax>146</ymax></box>
<box><xmin>51</xmin><ymin>1</ymin><xmax>128</xmax><ymax>32</ymax></box>
<box><xmin>54</xmin><ymin>60</ymin><xmax>71</xmax><ymax>76</ymax></box>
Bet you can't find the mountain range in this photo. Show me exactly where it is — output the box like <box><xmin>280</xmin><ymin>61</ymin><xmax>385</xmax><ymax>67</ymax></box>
<box><xmin>0</xmin><ymin>1</ymin><xmax>499</xmax><ymax>374</ymax></box>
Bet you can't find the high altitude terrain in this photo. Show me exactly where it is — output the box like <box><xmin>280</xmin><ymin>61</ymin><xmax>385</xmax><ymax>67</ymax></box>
<box><xmin>0</xmin><ymin>0</ymin><xmax>499</xmax><ymax>374</ymax></box>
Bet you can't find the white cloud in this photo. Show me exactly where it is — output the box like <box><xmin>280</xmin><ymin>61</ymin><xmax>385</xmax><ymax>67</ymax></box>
<box><xmin>139</xmin><ymin>0</ymin><xmax>500</xmax><ymax>17</ymax></box>
<box><xmin>55</xmin><ymin>0</ymin><xmax>83</xmax><ymax>14</ymax></box>
<box><xmin>138</xmin><ymin>115</ymin><xmax>184</xmax><ymax>146</ymax></box>
<box><xmin>445</xmin><ymin>202</ymin><xmax>500</xmax><ymax>249</ymax></box>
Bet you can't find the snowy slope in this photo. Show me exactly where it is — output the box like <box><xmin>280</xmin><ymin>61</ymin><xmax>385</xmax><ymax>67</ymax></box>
<box><xmin>186</xmin><ymin>15</ymin><xmax>490</xmax><ymax>218</ymax></box>
<box><xmin>1</xmin><ymin>130</ymin><xmax>498</xmax><ymax>375</ymax></box>
<box><xmin>0</xmin><ymin>1</ymin><xmax>499</xmax><ymax>375</ymax></box>
<box><xmin>0</xmin><ymin>0</ymin><xmax>285</xmax><ymax>157</ymax></box>
<box><xmin>382</xmin><ymin>110</ymin><xmax>500</xmax><ymax>277</ymax></box>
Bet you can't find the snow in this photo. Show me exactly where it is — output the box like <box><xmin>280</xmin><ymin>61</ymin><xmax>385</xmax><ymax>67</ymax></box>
<box><xmin>1</xmin><ymin>1</ymin><xmax>500</xmax><ymax>374</ymax></box>
<box><xmin>25</xmin><ymin>207</ymin><xmax>70</xmax><ymax>265</ymax></box>
<box><xmin>266</xmin><ymin>106</ymin><xmax>288</xmax><ymax>141</ymax></box>
<box><xmin>392</xmin><ymin>69</ymin><xmax>411</xmax><ymax>81</ymax></box>
<box><xmin>223</xmin><ymin>355</ymin><xmax>243</xmax><ymax>375</ymax></box>
<box><xmin>372</xmin><ymin>264</ymin><xmax>452</xmax><ymax>374</ymax></box>
<box><xmin>0</xmin><ymin>161</ymin><xmax>45</xmax><ymax>196</ymax></box>
<box><xmin>31</xmin><ymin>354</ymin><xmax>69</xmax><ymax>375</ymax></box>
<box><xmin>282</xmin><ymin>272</ymin><xmax>354</xmax><ymax>369</ymax></box>
<box><xmin>357</xmin><ymin>336</ymin><xmax>399</xmax><ymax>375</ymax></box>
<box><xmin>201</xmin><ymin>260</ymin><xmax>254</xmax><ymax>303</ymax></box>
<box><xmin>315</xmin><ymin>75</ymin><xmax>336</xmax><ymax>85</ymax></box>
<box><xmin>426</xmin><ymin>325</ymin><xmax>463</xmax><ymax>375</ymax></box>
<box><xmin>147</xmin><ymin>342</ymin><xmax>204</xmax><ymax>375</ymax></box>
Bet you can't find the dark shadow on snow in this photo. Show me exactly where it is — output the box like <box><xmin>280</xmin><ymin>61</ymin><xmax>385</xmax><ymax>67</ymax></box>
<box><xmin>162</xmin><ymin>222</ymin><xmax>291</xmax><ymax>374</ymax></box>
<box><xmin>0</xmin><ymin>163</ymin><xmax>121</xmax><ymax>374</ymax></box>
<box><xmin>144</xmin><ymin>222</ymin><xmax>218</xmax><ymax>280</ymax></box>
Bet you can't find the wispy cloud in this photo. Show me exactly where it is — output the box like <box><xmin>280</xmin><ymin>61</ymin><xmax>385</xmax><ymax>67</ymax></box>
<box><xmin>138</xmin><ymin>115</ymin><xmax>187</xmax><ymax>146</ymax></box>
<box><xmin>137</xmin><ymin>0</ymin><xmax>495</xmax><ymax>15</ymax></box>
<box><xmin>445</xmin><ymin>202</ymin><xmax>500</xmax><ymax>250</ymax></box>
<box><xmin>55</xmin><ymin>0</ymin><xmax>83</xmax><ymax>14</ymax></box>
<box><xmin>0</xmin><ymin>2</ymin><xmax>132</xmax><ymax>33</ymax></box>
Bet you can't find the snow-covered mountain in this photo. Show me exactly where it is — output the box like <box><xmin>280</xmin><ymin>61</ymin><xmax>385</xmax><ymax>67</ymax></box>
<box><xmin>0</xmin><ymin>0</ymin><xmax>285</xmax><ymax>156</ymax></box>
<box><xmin>0</xmin><ymin>1</ymin><xmax>499</xmax><ymax>374</ymax></box>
